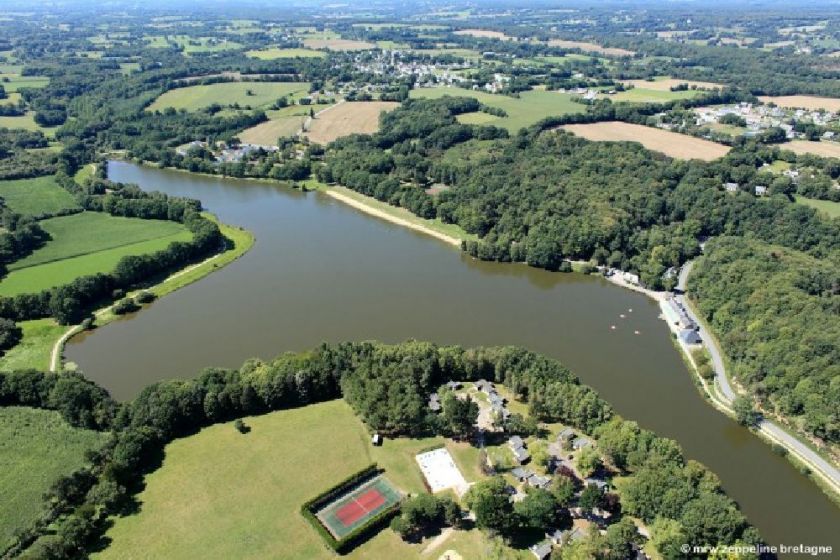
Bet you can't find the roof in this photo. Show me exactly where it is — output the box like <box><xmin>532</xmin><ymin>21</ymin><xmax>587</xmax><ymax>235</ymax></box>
<box><xmin>557</xmin><ymin>427</ymin><xmax>576</xmax><ymax>440</ymax></box>
<box><xmin>529</xmin><ymin>541</ymin><xmax>553</xmax><ymax>559</ymax></box>
<box><xmin>679</xmin><ymin>329</ymin><xmax>702</xmax><ymax>344</ymax></box>
<box><xmin>572</xmin><ymin>437</ymin><xmax>591</xmax><ymax>449</ymax></box>
<box><xmin>509</xmin><ymin>435</ymin><xmax>525</xmax><ymax>448</ymax></box>
<box><xmin>546</xmin><ymin>529</ymin><xmax>565</xmax><ymax>541</ymax></box>
<box><xmin>511</xmin><ymin>467</ymin><xmax>532</xmax><ymax>479</ymax></box>
<box><xmin>528</xmin><ymin>474</ymin><xmax>552</xmax><ymax>488</ymax></box>
<box><xmin>584</xmin><ymin>477</ymin><xmax>609</xmax><ymax>489</ymax></box>
<box><xmin>512</xmin><ymin>447</ymin><xmax>531</xmax><ymax>463</ymax></box>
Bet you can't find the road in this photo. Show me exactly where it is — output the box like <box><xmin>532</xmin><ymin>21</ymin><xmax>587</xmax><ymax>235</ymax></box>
<box><xmin>676</xmin><ymin>260</ymin><xmax>840</xmax><ymax>494</ymax></box>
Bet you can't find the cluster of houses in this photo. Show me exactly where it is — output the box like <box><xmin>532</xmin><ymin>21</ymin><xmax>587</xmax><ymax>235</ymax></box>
<box><xmin>663</xmin><ymin>297</ymin><xmax>702</xmax><ymax>345</ymax></box>
<box><xmin>428</xmin><ymin>380</ymin><xmax>465</xmax><ymax>412</ymax></box>
<box><xmin>475</xmin><ymin>379</ymin><xmax>512</xmax><ymax>421</ymax></box>
<box><xmin>175</xmin><ymin>140</ymin><xmax>280</xmax><ymax>162</ymax></box>
<box><xmin>693</xmin><ymin>102</ymin><xmax>839</xmax><ymax>140</ymax></box>
<box><xmin>723</xmin><ymin>181</ymin><xmax>769</xmax><ymax>196</ymax></box>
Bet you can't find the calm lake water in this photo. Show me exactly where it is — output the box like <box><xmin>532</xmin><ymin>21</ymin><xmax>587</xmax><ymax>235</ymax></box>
<box><xmin>67</xmin><ymin>161</ymin><xmax>840</xmax><ymax>553</ymax></box>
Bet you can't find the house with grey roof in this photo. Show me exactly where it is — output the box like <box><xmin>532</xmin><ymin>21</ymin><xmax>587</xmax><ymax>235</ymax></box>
<box><xmin>511</xmin><ymin>466</ymin><xmax>533</xmax><ymax>481</ymax></box>
<box><xmin>445</xmin><ymin>381</ymin><xmax>462</xmax><ymax>391</ymax></box>
<box><xmin>512</xmin><ymin>446</ymin><xmax>531</xmax><ymax>464</ymax></box>
<box><xmin>572</xmin><ymin>437</ymin><xmax>591</xmax><ymax>450</ymax></box>
<box><xmin>755</xmin><ymin>185</ymin><xmax>768</xmax><ymax>196</ymax></box>
<box><xmin>428</xmin><ymin>393</ymin><xmax>441</xmax><ymax>412</ymax></box>
<box><xmin>724</xmin><ymin>182</ymin><xmax>739</xmax><ymax>193</ymax></box>
<box><xmin>529</xmin><ymin>541</ymin><xmax>553</xmax><ymax>560</ymax></box>
<box><xmin>679</xmin><ymin>329</ymin><xmax>702</xmax><ymax>345</ymax></box>
<box><xmin>546</xmin><ymin>529</ymin><xmax>565</xmax><ymax>546</ymax></box>
<box><xmin>527</xmin><ymin>474</ymin><xmax>552</xmax><ymax>489</ymax></box>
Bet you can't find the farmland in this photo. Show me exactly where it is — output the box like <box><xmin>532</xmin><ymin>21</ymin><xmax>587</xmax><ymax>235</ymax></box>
<box><xmin>245</xmin><ymin>47</ymin><xmax>326</xmax><ymax>59</ymax></box>
<box><xmin>145</xmin><ymin>35</ymin><xmax>243</xmax><ymax>53</ymax></box>
<box><xmin>0</xmin><ymin>212</ymin><xmax>192</xmax><ymax>296</ymax></box>
<box><xmin>0</xmin><ymin>407</ymin><xmax>108</xmax><ymax>550</ymax></box>
<box><xmin>0</xmin><ymin>176</ymin><xmax>80</xmax><ymax>217</ymax></box>
<box><xmin>757</xmin><ymin>95</ymin><xmax>840</xmax><ymax>112</ymax></box>
<box><xmin>0</xmin><ymin>112</ymin><xmax>55</xmax><ymax>135</ymax></box>
<box><xmin>302</xmin><ymin>38</ymin><xmax>376</xmax><ymax>51</ymax></box>
<box><xmin>454</xmin><ymin>29</ymin><xmax>513</xmax><ymax>40</ymax></box>
<box><xmin>94</xmin><ymin>399</ymin><xmax>478</xmax><ymax>560</ymax></box>
<box><xmin>621</xmin><ymin>77</ymin><xmax>723</xmax><ymax>91</ymax></box>
<box><xmin>146</xmin><ymin>81</ymin><xmax>310</xmax><ymax>112</ymax></box>
<box><xmin>547</xmin><ymin>39</ymin><xmax>635</xmax><ymax>56</ymax></box>
<box><xmin>606</xmin><ymin>87</ymin><xmax>704</xmax><ymax>103</ymax></box>
<box><xmin>410</xmin><ymin>87</ymin><xmax>584</xmax><ymax>131</ymax></box>
<box><xmin>562</xmin><ymin>121</ymin><xmax>731</xmax><ymax>160</ymax></box>
<box><xmin>304</xmin><ymin>101</ymin><xmax>398</xmax><ymax>145</ymax></box>
<box><xmin>782</xmin><ymin>139</ymin><xmax>840</xmax><ymax>158</ymax></box>
<box><xmin>238</xmin><ymin>115</ymin><xmax>306</xmax><ymax>145</ymax></box>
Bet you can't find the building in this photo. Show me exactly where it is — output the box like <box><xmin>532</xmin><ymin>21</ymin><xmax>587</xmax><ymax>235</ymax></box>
<box><xmin>512</xmin><ymin>446</ymin><xmax>531</xmax><ymax>464</ymax></box>
<box><xmin>546</xmin><ymin>529</ymin><xmax>565</xmax><ymax>546</ymax></box>
<box><xmin>557</xmin><ymin>427</ymin><xmax>576</xmax><ymax>443</ymax></box>
<box><xmin>724</xmin><ymin>182</ymin><xmax>739</xmax><ymax>193</ymax></box>
<box><xmin>511</xmin><ymin>467</ymin><xmax>533</xmax><ymax>481</ymax></box>
<box><xmin>527</xmin><ymin>474</ymin><xmax>552</xmax><ymax>489</ymax></box>
<box><xmin>529</xmin><ymin>541</ymin><xmax>553</xmax><ymax>560</ymax></box>
<box><xmin>572</xmin><ymin>437</ymin><xmax>591</xmax><ymax>450</ymax></box>
<box><xmin>371</xmin><ymin>433</ymin><xmax>382</xmax><ymax>446</ymax></box>
<box><xmin>755</xmin><ymin>185</ymin><xmax>768</xmax><ymax>196</ymax></box>
<box><xmin>663</xmin><ymin>298</ymin><xmax>697</xmax><ymax>330</ymax></box>
<box><xmin>475</xmin><ymin>379</ymin><xmax>494</xmax><ymax>393</ymax></box>
<box><xmin>584</xmin><ymin>477</ymin><xmax>610</xmax><ymax>491</ymax></box>
<box><xmin>679</xmin><ymin>328</ymin><xmax>702</xmax><ymax>345</ymax></box>
<box><xmin>445</xmin><ymin>381</ymin><xmax>462</xmax><ymax>391</ymax></box>
<box><xmin>428</xmin><ymin>393</ymin><xmax>442</xmax><ymax>412</ymax></box>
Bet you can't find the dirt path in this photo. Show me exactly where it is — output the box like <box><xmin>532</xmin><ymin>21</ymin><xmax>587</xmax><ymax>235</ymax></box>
<box><xmin>421</xmin><ymin>528</ymin><xmax>454</xmax><ymax>556</ymax></box>
<box><xmin>323</xmin><ymin>189</ymin><xmax>462</xmax><ymax>247</ymax></box>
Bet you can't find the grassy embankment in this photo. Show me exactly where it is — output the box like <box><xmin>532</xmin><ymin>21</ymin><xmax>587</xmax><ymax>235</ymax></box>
<box><xmin>94</xmin><ymin>399</ymin><xmax>499</xmax><ymax>560</ymax></box>
<box><xmin>0</xmin><ymin>216</ymin><xmax>254</xmax><ymax>372</ymax></box>
<box><xmin>0</xmin><ymin>407</ymin><xmax>108</xmax><ymax>550</ymax></box>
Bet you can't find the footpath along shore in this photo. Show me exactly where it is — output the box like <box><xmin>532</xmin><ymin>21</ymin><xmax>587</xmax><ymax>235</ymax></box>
<box><xmin>321</xmin><ymin>183</ymin><xmax>840</xmax><ymax>502</ymax></box>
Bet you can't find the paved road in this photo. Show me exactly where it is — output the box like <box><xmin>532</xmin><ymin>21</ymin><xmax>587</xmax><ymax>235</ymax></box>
<box><xmin>677</xmin><ymin>260</ymin><xmax>840</xmax><ymax>492</ymax></box>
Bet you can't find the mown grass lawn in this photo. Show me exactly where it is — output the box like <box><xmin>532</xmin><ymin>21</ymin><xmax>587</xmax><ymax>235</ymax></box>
<box><xmin>795</xmin><ymin>195</ymin><xmax>840</xmax><ymax>218</ymax></box>
<box><xmin>410</xmin><ymin>86</ymin><xmax>586</xmax><ymax>131</ymax></box>
<box><xmin>0</xmin><ymin>176</ymin><xmax>81</xmax><ymax>217</ymax></box>
<box><xmin>1</xmin><ymin>212</ymin><xmax>192</xmax><ymax>296</ymax></box>
<box><xmin>147</xmin><ymin>81</ymin><xmax>310</xmax><ymax>112</ymax></box>
<box><xmin>0</xmin><ymin>113</ymin><xmax>56</xmax><ymax>136</ymax></box>
<box><xmin>0</xmin><ymin>318</ymin><xmax>64</xmax><ymax>371</ymax></box>
<box><xmin>0</xmin><ymin>407</ymin><xmax>108</xmax><ymax>550</ymax></box>
<box><xmin>95</xmin><ymin>399</ymin><xmax>488</xmax><ymax>560</ymax></box>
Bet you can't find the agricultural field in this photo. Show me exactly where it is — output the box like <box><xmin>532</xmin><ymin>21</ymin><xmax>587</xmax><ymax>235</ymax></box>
<box><xmin>244</xmin><ymin>47</ymin><xmax>326</xmax><ymax>59</ymax></box>
<box><xmin>795</xmin><ymin>195</ymin><xmax>840</xmax><ymax>218</ymax></box>
<box><xmin>0</xmin><ymin>407</ymin><xmax>108</xmax><ymax>550</ymax></box>
<box><xmin>782</xmin><ymin>139</ymin><xmax>840</xmax><ymax>158</ymax></box>
<box><xmin>0</xmin><ymin>74</ymin><xmax>50</xmax><ymax>93</ymax></box>
<box><xmin>238</xmin><ymin>115</ymin><xmax>306</xmax><ymax>145</ymax></box>
<box><xmin>0</xmin><ymin>212</ymin><xmax>192</xmax><ymax>296</ymax></box>
<box><xmin>302</xmin><ymin>38</ymin><xmax>376</xmax><ymax>51</ymax></box>
<box><xmin>0</xmin><ymin>318</ymin><xmax>64</xmax><ymax>371</ymax></box>
<box><xmin>146</xmin><ymin>81</ymin><xmax>310</xmax><ymax>112</ymax></box>
<box><xmin>605</xmin><ymin>87</ymin><xmax>704</xmax><ymax>103</ymax></box>
<box><xmin>547</xmin><ymin>39</ymin><xmax>635</xmax><ymax>57</ymax></box>
<box><xmin>410</xmin><ymin>86</ymin><xmax>585</xmax><ymax>131</ymax></box>
<box><xmin>0</xmin><ymin>112</ymin><xmax>55</xmax><ymax>135</ymax></box>
<box><xmin>454</xmin><ymin>29</ymin><xmax>514</xmax><ymax>40</ymax></box>
<box><xmin>757</xmin><ymin>95</ymin><xmax>840</xmax><ymax>112</ymax></box>
<box><xmin>94</xmin><ymin>399</ymin><xmax>482</xmax><ymax>560</ymax></box>
<box><xmin>304</xmin><ymin>101</ymin><xmax>398</xmax><ymax>145</ymax></box>
<box><xmin>621</xmin><ymin>77</ymin><xmax>723</xmax><ymax>92</ymax></box>
<box><xmin>562</xmin><ymin>121</ymin><xmax>731</xmax><ymax>161</ymax></box>
<box><xmin>0</xmin><ymin>176</ymin><xmax>80</xmax><ymax>217</ymax></box>
<box><xmin>144</xmin><ymin>35</ymin><xmax>243</xmax><ymax>53</ymax></box>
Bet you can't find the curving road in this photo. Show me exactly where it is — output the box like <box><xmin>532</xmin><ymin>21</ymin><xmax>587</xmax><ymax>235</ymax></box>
<box><xmin>676</xmin><ymin>260</ymin><xmax>840</xmax><ymax>494</ymax></box>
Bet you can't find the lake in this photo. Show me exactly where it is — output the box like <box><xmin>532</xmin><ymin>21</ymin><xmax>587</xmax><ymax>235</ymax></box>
<box><xmin>66</xmin><ymin>161</ymin><xmax>840</xmax><ymax>553</ymax></box>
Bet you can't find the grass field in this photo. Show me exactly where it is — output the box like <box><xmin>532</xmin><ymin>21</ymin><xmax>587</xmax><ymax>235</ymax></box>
<box><xmin>454</xmin><ymin>29</ymin><xmax>514</xmax><ymax>40</ymax></box>
<box><xmin>305</xmin><ymin>101</ymin><xmax>398</xmax><ymax>145</ymax></box>
<box><xmin>238</xmin><ymin>115</ymin><xmax>306</xmax><ymax>145</ymax></box>
<box><xmin>147</xmin><ymin>81</ymin><xmax>310</xmax><ymax>112</ymax></box>
<box><xmin>0</xmin><ymin>318</ymin><xmax>64</xmax><ymax>371</ymax></box>
<box><xmin>547</xmin><ymin>39</ymin><xmax>635</xmax><ymax>56</ymax></box>
<box><xmin>0</xmin><ymin>176</ymin><xmax>80</xmax><ymax>217</ymax></box>
<box><xmin>0</xmin><ymin>407</ymin><xmax>108</xmax><ymax>550</ymax></box>
<box><xmin>782</xmin><ymin>140</ymin><xmax>840</xmax><ymax>158</ymax></box>
<box><xmin>303</xmin><ymin>38</ymin><xmax>375</xmax><ymax>51</ymax></box>
<box><xmin>795</xmin><ymin>195</ymin><xmax>840</xmax><ymax>218</ymax></box>
<box><xmin>606</xmin><ymin>87</ymin><xmax>703</xmax><ymax>103</ymax></box>
<box><xmin>144</xmin><ymin>35</ymin><xmax>243</xmax><ymax>54</ymax></box>
<box><xmin>621</xmin><ymin>77</ymin><xmax>723</xmax><ymax>92</ymax></box>
<box><xmin>562</xmin><ymin>121</ymin><xmax>731</xmax><ymax>161</ymax></box>
<box><xmin>411</xmin><ymin>86</ymin><xmax>585</xmax><ymax>131</ymax></box>
<box><xmin>0</xmin><ymin>212</ymin><xmax>192</xmax><ymax>296</ymax></box>
<box><xmin>95</xmin><ymin>399</ymin><xmax>481</xmax><ymax>560</ymax></box>
<box><xmin>0</xmin><ymin>74</ymin><xmax>50</xmax><ymax>93</ymax></box>
<box><xmin>0</xmin><ymin>112</ymin><xmax>56</xmax><ymax>136</ymax></box>
<box><xmin>758</xmin><ymin>95</ymin><xmax>840</xmax><ymax>112</ymax></box>
<box><xmin>245</xmin><ymin>47</ymin><xmax>326</xmax><ymax>59</ymax></box>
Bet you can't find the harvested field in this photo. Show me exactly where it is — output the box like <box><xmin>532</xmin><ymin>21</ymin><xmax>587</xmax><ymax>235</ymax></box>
<box><xmin>454</xmin><ymin>29</ymin><xmax>513</xmax><ymax>40</ymax></box>
<box><xmin>245</xmin><ymin>47</ymin><xmax>326</xmax><ymax>59</ymax></box>
<box><xmin>758</xmin><ymin>95</ymin><xmax>840</xmax><ymax>112</ymax></box>
<box><xmin>147</xmin><ymin>81</ymin><xmax>310</xmax><ymax>112</ymax></box>
<box><xmin>782</xmin><ymin>140</ymin><xmax>840</xmax><ymax>158</ymax></box>
<box><xmin>622</xmin><ymin>78</ymin><xmax>723</xmax><ymax>91</ymax></box>
<box><xmin>238</xmin><ymin>116</ymin><xmax>306</xmax><ymax>145</ymax></box>
<box><xmin>303</xmin><ymin>38</ymin><xmax>375</xmax><ymax>51</ymax></box>
<box><xmin>305</xmin><ymin>101</ymin><xmax>398</xmax><ymax>145</ymax></box>
<box><xmin>547</xmin><ymin>39</ymin><xmax>634</xmax><ymax>57</ymax></box>
<box><xmin>561</xmin><ymin>122</ymin><xmax>731</xmax><ymax>161</ymax></box>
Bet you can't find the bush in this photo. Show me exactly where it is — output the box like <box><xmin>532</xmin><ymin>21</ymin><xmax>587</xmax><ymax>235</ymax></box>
<box><xmin>112</xmin><ymin>298</ymin><xmax>140</xmax><ymax>315</ymax></box>
<box><xmin>135</xmin><ymin>291</ymin><xmax>157</xmax><ymax>304</ymax></box>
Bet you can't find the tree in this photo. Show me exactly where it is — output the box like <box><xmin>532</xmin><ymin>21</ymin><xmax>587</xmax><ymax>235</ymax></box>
<box><xmin>390</xmin><ymin>493</ymin><xmax>459</xmax><ymax>541</ymax></box>
<box><xmin>578</xmin><ymin>483</ymin><xmax>605</xmax><ymax>511</ymax></box>
<box><xmin>649</xmin><ymin>517</ymin><xmax>688</xmax><ymax>560</ymax></box>
<box><xmin>603</xmin><ymin>517</ymin><xmax>641</xmax><ymax>560</ymax></box>
<box><xmin>441</xmin><ymin>392</ymin><xmax>478</xmax><ymax>439</ymax></box>
<box><xmin>575</xmin><ymin>446</ymin><xmax>601</xmax><ymax>477</ymax></box>
<box><xmin>514</xmin><ymin>487</ymin><xmax>566</xmax><ymax>530</ymax></box>
<box><xmin>733</xmin><ymin>396</ymin><xmax>761</xmax><ymax>427</ymax></box>
<box><xmin>464</xmin><ymin>476</ymin><xmax>517</xmax><ymax>535</ymax></box>
<box><xmin>551</xmin><ymin>475</ymin><xmax>577</xmax><ymax>506</ymax></box>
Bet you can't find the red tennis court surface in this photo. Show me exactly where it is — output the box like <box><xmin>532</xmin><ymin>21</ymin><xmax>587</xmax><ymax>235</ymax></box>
<box><xmin>335</xmin><ymin>488</ymin><xmax>386</xmax><ymax>525</ymax></box>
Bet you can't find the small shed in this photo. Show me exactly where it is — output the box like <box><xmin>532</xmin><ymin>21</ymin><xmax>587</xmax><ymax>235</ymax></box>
<box><xmin>371</xmin><ymin>433</ymin><xmax>382</xmax><ymax>446</ymax></box>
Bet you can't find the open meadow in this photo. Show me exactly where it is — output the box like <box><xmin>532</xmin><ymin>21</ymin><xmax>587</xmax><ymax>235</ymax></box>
<box><xmin>782</xmin><ymin>139</ymin><xmax>840</xmax><ymax>158</ymax></box>
<box><xmin>94</xmin><ymin>399</ymin><xmax>482</xmax><ymax>560</ymax></box>
<box><xmin>758</xmin><ymin>95</ymin><xmax>840</xmax><ymax>112</ymax></box>
<box><xmin>0</xmin><ymin>212</ymin><xmax>192</xmax><ymax>296</ymax></box>
<box><xmin>795</xmin><ymin>195</ymin><xmax>840</xmax><ymax>218</ymax></box>
<box><xmin>146</xmin><ymin>81</ymin><xmax>310</xmax><ymax>112</ymax></box>
<box><xmin>302</xmin><ymin>38</ymin><xmax>375</xmax><ymax>51</ymax></box>
<box><xmin>0</xmin><ymin>176</ymin><xmax>80</xmax><ymax>217</ymax></box>
<box><xmin>605</xmin><ymin>87</ymin><xmax>704</xmax><ymax>103</ymax></box>
<box><xmin>561</xmin><ymin>121</ymin><xmax>731</xmax><ymax>161</ymax></box>
<box><xmin>0</xmin><ymin>407</ymin><xmax>108</xmax><ymax>550</ymax></box>
<box><xmin>410</xmin><ymin>87</ymin><xmax>585</xmax><ymax>131</ymax></box>
<box><xmin>621</xmin><ymin>77</ymin><xmax>723</xmax><ymax>91</ymax></box>
<box><xmin>245</xmin><ymin>47</ymin><xmax>326</xmax><ymax>59</ymax></box>
<box><xmin>547</xmin><ymin>39</ymin><xmax>635</xmax><ymax>57</ymax></box>
<box><xmin>0</xmin><ymin>112</ymin><xmax>56</xmax><ymax>136</ymax></box>
<box><xmin>304</xmin><ymin>101</ymin><xmax>398</xmax><ymax>145</ymax></box>
<box><xmin>0</xmin><ymin>318</ymin><xmax>64</xmax><ymax>371</ymax></box>
<box><xmin>454</xmin><ymin>29</ymin><xmax>514</xmax><ymax>40</ymax></box>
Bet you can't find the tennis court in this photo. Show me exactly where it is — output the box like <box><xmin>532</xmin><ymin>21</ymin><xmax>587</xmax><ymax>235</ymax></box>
<box><xmin>314</xmin><ymin>475</ymin><xmax>401</xmax><ymax>539</ymax></box>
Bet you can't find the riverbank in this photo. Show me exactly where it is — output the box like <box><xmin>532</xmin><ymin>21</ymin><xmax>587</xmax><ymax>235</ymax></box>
<box><xmin>45</xmin><ymin>216</ymin><xmax>254</xmax><ymax>373</ymax></box>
